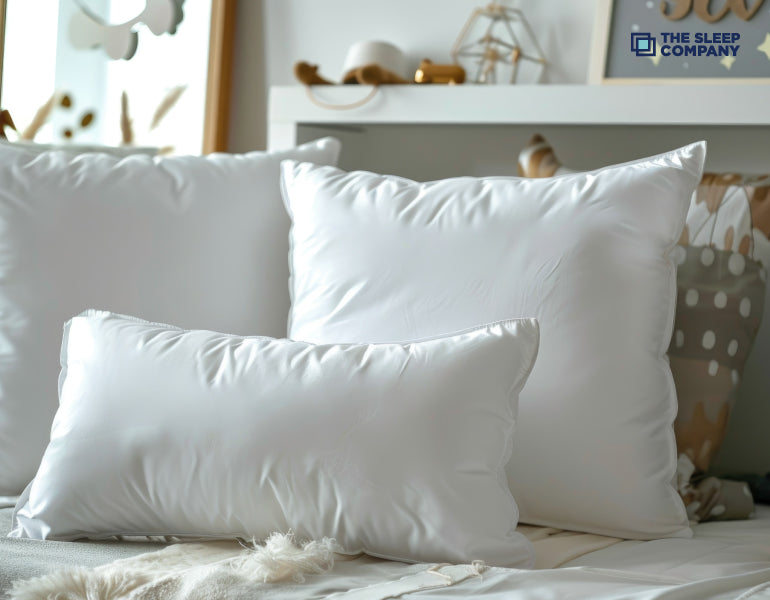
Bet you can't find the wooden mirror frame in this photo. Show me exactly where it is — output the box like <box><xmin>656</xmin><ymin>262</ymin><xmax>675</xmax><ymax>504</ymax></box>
<box><xmin>0</xmin><ymin>0</ymin><xmax>235</xmax><ymax>153</ymax></box>
<box><xmin>0</xmin><ymin>1</ymin><xmax>6</xmax><ymax>107</ymax></box>
<box><xmin>203</xmin><ymin>0</ymin><xmax>235</xmax><ymax>153</ymax></box>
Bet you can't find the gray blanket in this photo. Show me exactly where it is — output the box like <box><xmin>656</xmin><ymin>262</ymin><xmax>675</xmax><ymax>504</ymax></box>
<box><xmin>0</xmin><ymin>507</ymin><xmax>164</xmax><ymax>597</ymax></box>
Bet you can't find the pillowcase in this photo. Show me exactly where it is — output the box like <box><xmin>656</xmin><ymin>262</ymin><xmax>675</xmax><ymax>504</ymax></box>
<box><xmin>517</xmin><ymin>134</ymin><xmax>770</xmax><ymax>269</ymax></box>
<box><xmin>0</xmin><ymin>137</ymin><xmax>341</xmax><ymax>496</ymax></box>
<box><xmin>282</xmin><ymin>143</ymin><xmax>706</xmax><ymax>539</ymax></box>
<box><xmin>11</xmin><ymin>310</ymin><xmax>539</xmax><ymax>568</ymax></box>
<box><xmin>518</xmin><ymin>134</ymin><xmax>767</xmax><ymax>519</ymax></box>
<box><xmin>670</xmin><ymin>245</ymin><xmax>765</xmax><ymax>474</ymax></box>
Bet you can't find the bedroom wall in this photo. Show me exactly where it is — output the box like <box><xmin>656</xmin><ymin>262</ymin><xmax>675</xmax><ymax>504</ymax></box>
<box><xmin>228</xmin><ymin>0</ymin><xmax>595</xmax><ymax>152</ymax></box>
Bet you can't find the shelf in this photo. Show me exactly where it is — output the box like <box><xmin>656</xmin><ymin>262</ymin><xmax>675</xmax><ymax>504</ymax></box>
<box><xmin>269</xmin><ymin>84</ymin><xmax>770</xmax><ymax>138</ymax></box>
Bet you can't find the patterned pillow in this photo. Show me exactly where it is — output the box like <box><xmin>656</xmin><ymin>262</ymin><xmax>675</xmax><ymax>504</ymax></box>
<box><xmin>518</xmin><ymin>134</ymin><xmax>768</xmax><ymax>522</ymax></box>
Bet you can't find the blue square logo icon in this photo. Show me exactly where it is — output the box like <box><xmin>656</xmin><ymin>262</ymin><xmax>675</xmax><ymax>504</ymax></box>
<box><xmin>631</xmin><ymin>33</ymin><xmax>656</xmax><ymax>57</ymax></box>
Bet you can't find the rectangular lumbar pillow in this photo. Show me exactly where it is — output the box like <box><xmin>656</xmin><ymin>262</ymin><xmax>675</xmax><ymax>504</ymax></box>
<box><xmin>282</xmin><ymin>142</ymin><xmax>706</xmax><ymax>539</ymax></box>
<box><xmin>11</xmin><ymin>310</ymin><xmax>539</xmax><ymax>568</ymax></box>
<box><xmin>0</xmin><ymin>138</ymin><xmax>340</xmax><ymax>496</ymax></box>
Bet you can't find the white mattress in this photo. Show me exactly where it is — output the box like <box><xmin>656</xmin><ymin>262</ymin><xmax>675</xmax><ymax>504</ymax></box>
<box><xmin>2</xmin><ymin>505</ymin><xmax>769</xmax><ymax>599</ymax></box>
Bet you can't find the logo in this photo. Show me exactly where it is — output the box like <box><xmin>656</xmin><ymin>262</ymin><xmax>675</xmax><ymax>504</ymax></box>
<box><xmin>631</xmin><ymin>32</ymin><xmax>657</xmax><ymax>56</ymax></box>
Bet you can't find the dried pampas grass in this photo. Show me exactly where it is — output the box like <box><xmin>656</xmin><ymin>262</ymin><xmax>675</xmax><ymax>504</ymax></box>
<box><xmin>150</xmin><ymin>85</ymin><xmax>186</xmax><ymax>131</ymax></box>
<box><xmin>120</xmin><ymin>91</ymin><xmax>134</xmax><ymax>146</ymax></box>
<box><xmin>20</xmin><ymin>93</ymin><xmax>58</xmax><ymax>140</ymax></box>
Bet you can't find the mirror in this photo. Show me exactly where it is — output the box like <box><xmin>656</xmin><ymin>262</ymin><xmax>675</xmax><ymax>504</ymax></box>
<box><xmin>0</xmin><ymin>0</ymin><xmax>234</xmax><ymax>154</ymax></box>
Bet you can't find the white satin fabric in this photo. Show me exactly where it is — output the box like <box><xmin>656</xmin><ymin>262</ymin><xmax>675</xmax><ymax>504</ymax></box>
<box><xmin>11</xmin><ymin>311</ymin><xmax>539</xmax><ymax>568</ymax></box>
<box><xmin>0</xmin><ymin>138</ymin><xmax>340</xmax><ymax>496</ymax></box>
<box><xmin>283</xmin><ymin>143</ymin><xmax>707</xmax><ymax>539</ymax></box>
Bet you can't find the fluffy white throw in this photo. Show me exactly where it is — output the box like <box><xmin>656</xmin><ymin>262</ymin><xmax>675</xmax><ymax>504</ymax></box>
<box><xmin>9</xmin><ymin>526</ymin><xmax>617</xmax><ymax>598</ymax></box>
<box><xmin>10</xmin><ymin>533</ymin><xmax>340</xmax><ymax>600</ymax></box>
<box><xmin>9</xmin><ymin>533</ymin><xmax>489</xmax><ymax>600</ymax></box>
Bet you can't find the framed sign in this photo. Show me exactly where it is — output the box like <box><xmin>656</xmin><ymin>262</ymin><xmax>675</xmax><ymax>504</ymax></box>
<box><xmin>590</xmin><ymin>0</ymin><xmax>770</xmax><ymax>83</ymax></box>
<box><xmin>0</xmin><ymin>0</ymin><xmax>235</xmax><ymax>154</ymax></box>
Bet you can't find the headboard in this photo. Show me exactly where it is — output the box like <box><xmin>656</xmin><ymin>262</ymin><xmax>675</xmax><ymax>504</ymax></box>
<box><xmin>268</xmin><ymin>83</ymin><xmax>770</xmax><ymax>476</ymax></box>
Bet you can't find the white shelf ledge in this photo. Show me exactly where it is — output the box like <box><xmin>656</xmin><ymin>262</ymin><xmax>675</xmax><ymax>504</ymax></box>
<box><xmin>269</xmin><ymin>84</ymin><xmax>769</xmax><ymax>136</ymax></box>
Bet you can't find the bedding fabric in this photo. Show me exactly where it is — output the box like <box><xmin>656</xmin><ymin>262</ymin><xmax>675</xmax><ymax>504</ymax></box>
<box><xmin>282</xmin><ymin>143</ymin><xmax>706</xmax><ymax>539</ymax></box>
<box><xmin>3</xmin><ymin>506</ymin><xmax>770</xmax><ymax>599</ymax></box>
<box><xmin>0</xmin><ymin>137</ymin><xmax>341</xmax><ymax>496</ymax></box>
<box><xmin>11</xmin><ymin>311</ymin><xmax>539</xmax><ymax>568</ymax></box>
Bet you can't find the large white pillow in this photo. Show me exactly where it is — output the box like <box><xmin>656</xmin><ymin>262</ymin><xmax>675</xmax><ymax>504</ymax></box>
<box><xmin>283</xmin><ymin>142</ymin><xmax>707</xmax><ymax>539</ymax></box>
<box><xmin>0</xmin><ymin>138</ymin><xmax>340</xmax><ymax>495</ymax></box>
<box><xmin>11</xmin><ymin>310</ymin><xmax>539</xmax><ymax>568</ymax></box>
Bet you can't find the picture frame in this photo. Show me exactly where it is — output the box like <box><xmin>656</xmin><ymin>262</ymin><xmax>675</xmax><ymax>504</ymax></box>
<box><xmin>0</xmin><ymin>0</ymin><xmax>236</xmax><ymax>153</ymax></box>
<box><xmin>589</xmin><ymin>0</ymin><xmax>770</xmax><ymax>84</ymax></box>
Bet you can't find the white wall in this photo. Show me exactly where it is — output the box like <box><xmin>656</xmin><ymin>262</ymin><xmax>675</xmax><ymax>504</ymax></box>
<box><xmin>229</xmin><ymin>0</ymin><xmax>596</xmax><ymax>152</ymax></box>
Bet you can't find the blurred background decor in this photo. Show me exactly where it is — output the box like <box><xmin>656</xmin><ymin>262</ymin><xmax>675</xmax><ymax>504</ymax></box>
<box><xmin>452</xmin><ymin>1</ymin><xmax>547</xmax><ymax>84</ymax></box>
<box><xmin>69</xmin><ymin>0</ymin><xmax>186</xmax><ymax>61</ymax></box>
<box><xmin>0</xmin><ymin>0</ymin><xmax>234</xmax><ymax>154</ymax></box>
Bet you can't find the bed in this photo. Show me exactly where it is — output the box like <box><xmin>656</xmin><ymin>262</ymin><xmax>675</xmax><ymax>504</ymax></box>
<box><xmin>2</xmin><ymin>504</ymin><xmax>770</xmax><ymax>598</ymax></box>
<box><xmin>0</xmin><ymin>92</ymin><xmax>769</xmax><ymax>599</ymax></box>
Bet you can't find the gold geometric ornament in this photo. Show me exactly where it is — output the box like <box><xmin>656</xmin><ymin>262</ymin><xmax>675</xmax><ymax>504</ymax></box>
<box><xmin>452</xmin><ymin>2</ymin><xmax>547</xmax><ymax>84</ymax></box>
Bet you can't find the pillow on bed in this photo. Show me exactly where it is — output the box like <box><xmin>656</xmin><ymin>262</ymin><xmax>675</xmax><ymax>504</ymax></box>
<box><xmin>517</xmin><ymin>134</ymin><xmax>767</xmax><ymax>506</ymax></box>
<box><xmin>282</xmin><ymin>143</ymin><xmax>706</xmax><ymax>539</ymax></box>
<box><xmin>11</xmin><ymin>310</ymin><xmax>539</xmax><ymax>568</ymax></box>
<box><xmin>0</xmin><ymin>138</ymin><xmax>341</xmax><ymax>496</ymax></box>
<box><xmin>517</xmin><ymin>134</ymin><xmax>770</xmax><ymax>268</ymax></box>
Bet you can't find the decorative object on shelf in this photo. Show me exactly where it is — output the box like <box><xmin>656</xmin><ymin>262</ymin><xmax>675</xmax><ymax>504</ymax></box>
<box><xmin>414</xmin><ymin>60</ymin><xmax>466</xmax><ymax>84</ymax></box>
<box><xmin>341</xmin><ymin>40</ymin><xmax>410</xmax><ymax>83</ymax></box>
<box><xmin>69</xmin><ymin>0</ymin><xmax>186</xmax><ymax>61</ymax></box>
<box><xmin>451</xmin><ymin>2</ymin><xmax>546</xmax><ymax>84</ymax></box>
<box><xmin>590</xmin><ymin>0</ymin><xmax>770</xmax><ymax>84</ymax></box>
<box><xmin>294</xmin><ymin>41</ymin><xmax>410</xmax><ymax>86</ymax></box>
<box><xmin>294</xmin><ymin>41</ymin><xmax>410</xmax><ymax>110</ymax></box>
<box><xmin>294</xmin><ymin>61</ymin><xmax>410</xmax><ymax>86</ymax></box>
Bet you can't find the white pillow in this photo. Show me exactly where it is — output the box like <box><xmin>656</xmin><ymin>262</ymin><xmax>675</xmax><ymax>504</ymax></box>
<box><xmin>282</xmin><ymin>143</ymin><xmax>706</xmax><ymax>539</ymax></box>
<box><xmin>11</xmin><ymin>310</ymin><xmax>539</xmax><ymax>568</ymax></box>
<box><xmin>0</xmin><ymin>138</ymin><xmax>341</xmax><ymax>495</ymax></box>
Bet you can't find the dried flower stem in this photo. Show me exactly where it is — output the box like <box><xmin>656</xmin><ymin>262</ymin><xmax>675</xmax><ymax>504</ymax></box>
<box><xmin>150</xmin><ymin>85</ymin><xmax>186</xmax><ymax>131</ymax></box>
<box><xmin>120</xmin><ymin>91</ymin><xmax>134</xmax><ymax>146</ymax></box>
<box><xmin>20</xmin><ymin>93</ymin><xmax>58</xmax><ymax>141</ymax></box>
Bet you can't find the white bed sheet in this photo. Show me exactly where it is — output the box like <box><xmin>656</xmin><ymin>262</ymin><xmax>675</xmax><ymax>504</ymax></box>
<box><xmin>3</xmin><ymin>505</ymin><xmax>769</xmax><ymax>599</ymax></box>
<box><xmin>390</xmin><ymin>508</ymin><xmax>770</xmax><ymax>599</ymax></box>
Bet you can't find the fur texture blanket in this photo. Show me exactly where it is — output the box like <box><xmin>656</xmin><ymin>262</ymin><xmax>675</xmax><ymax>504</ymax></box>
<box><xmin>9</xmin><ymin>533</ymin><xmax>488</xmax><ymax>600</ymax></box>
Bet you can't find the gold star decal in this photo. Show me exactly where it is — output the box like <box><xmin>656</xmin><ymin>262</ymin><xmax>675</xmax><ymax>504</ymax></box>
<box><xmin>758</xmin><ymin>33</ymin><xmax>770</xmax><ymax>60</ymax></box>
<box><xmin>721</xmin><ymin>55</ymin><xmax>736</xmax><ymax>70</ymax></box>
<box><xmin>649</xmin><ymin>47</ymin><xmax>662</xmax><ymax>66</ymax></box>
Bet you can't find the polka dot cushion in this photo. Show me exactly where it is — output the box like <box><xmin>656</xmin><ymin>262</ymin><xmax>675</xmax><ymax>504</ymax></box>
<box><xmin>518</xmin><ymin>134</ymin><xmax>768</xmax><ymax>522</ymax></box>
<box><xmin>670</xmin><ymin>245</ymin><xmax>765</xmax><ymax>474</ymax></box>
